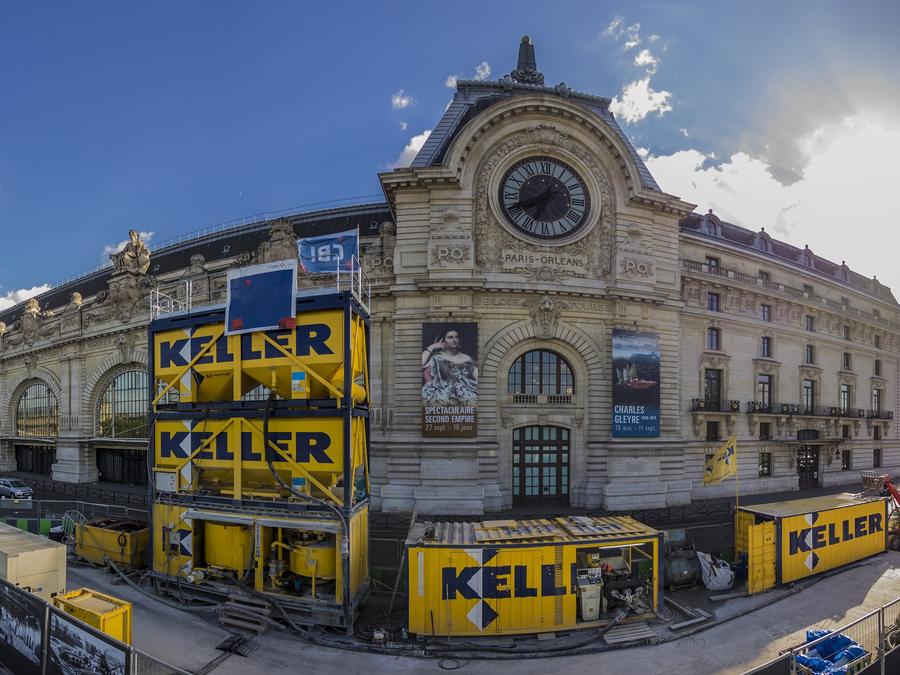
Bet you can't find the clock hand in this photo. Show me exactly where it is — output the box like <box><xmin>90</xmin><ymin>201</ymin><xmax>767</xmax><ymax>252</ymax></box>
<box><xmin>515</xmin><ymin>186</ymin><xmax>553</xmax><ymax>210</ymax></box>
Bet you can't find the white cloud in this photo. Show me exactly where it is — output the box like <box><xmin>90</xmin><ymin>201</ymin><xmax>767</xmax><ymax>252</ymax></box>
<box><xmin>473</xmin><ymin>61</ymin><xmax>491</xmax><ymax>81</ymax></box>
<box><xmin>399</xmin><ymin>121</ymin><xmax>408</xmax><ymax>131</ymax></box>
<box><xmin>644</xmin><ymin>114</ymin><xmax>900</xmax><ymax>288</ymax></box>
<box><xmin>679</xmin><ymin>128</ymin><xmax>690</xmax><ymax>137</ymax></box>
<box><xmin>647</xmin><ymin>34</ymin><xmax>660</xmax><ymax>43</ymax></box>
<box><xmin>610</xmin><ymin>77</ymin><xmax>673</xmax><ymax>123</ymax></box>
<box><xmin>391</xmin><ymin>90</ymin><xmax>414</xmax><ymax>110</ymax></box>
<box><xmin>602</xmin><ymin>16</ymin><xmax>624</xmax><ymax>38</ymax></box>
<box><xmin>634</xmin><ymin>49</ymin><xmax>658</xmax><ymax>74</ymax></box>
<box><xmin>445</xmin><ymin>61</ymin><xmax>491</xmax><ymax>89</ymax></box>
<box><xmin>392</xmin><ymin>129</ymin><xmax>432</xmax><ymax>168</ymax></box>
<box><xmin>623</xmin><ymin>23</ymin><xmax>642</xmax><ymax>51</ymax></box>
<box><xmin>0</xmin><ymin>284</ymin><xmax>51</xmax><ymax>312</ymax></box>
<box><xmin>102</xmin><ymin>230</ymin><xmax>155</xmax><ymax>258</ymax></box>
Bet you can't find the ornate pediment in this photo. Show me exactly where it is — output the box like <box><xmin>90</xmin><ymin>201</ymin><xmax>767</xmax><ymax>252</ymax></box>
<box><xmin>799</xmin><ymin>364</ymin><xmax>821</xmax><ymax>380</ymax></box>
<box><xmin>753</xmin><ymin>358</ymin><xmax>780</xmax><ymax>375</ymax></box>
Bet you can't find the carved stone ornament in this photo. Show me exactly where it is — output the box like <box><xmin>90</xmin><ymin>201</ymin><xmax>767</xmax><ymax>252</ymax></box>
<box><xmin>23</xmin><ymin>354</ymin><xmax>37</xmax><ymax>377</ymax></box>
<box><xmin>362</xmin><ymin>221</ymin><xmax>395</xmax><ymax>283</ymax></box>
<box><xmin>116</xmin><ymin>334</ymin><xmax>133</xmax><ymax>363</ymax></box>
<box><xmin>619</xmin><ymin>256</ymin><xmax>654</xmax><ymax>279</ymax></box>
<box><xmin>59</xmin><ymin>292</ymin><xmax>83</xmax><ymax>333</ymax></box>
<box><xmin>104</xmin><ymin>272</ymin><xmax>152</xmax><ymax>323</ymax></box>
<box><xmin>473</xmin><ymin>124</ymin><xmax>613</xmax><ymax>282</ymax></box>
<box><xmin>754</xmin><ymin>359</ymin><xmax>779</xmax><ymax>375</ymax></box>
<box><xmin>188</xmin><ymin>253</ymin><xmax>206</xmax><ymax>275</ymax></box>
<box><xmin>799</xmin><ymin>365</ymin><xmax>821</xmax><ymax>380</ymax></box>
<box><xmin>257</xmin><ymin>219</ymin><xmax>298</xmax><ymax>264</ymax></box>
<box><xmin>110</xmin><ymin>229</ymin><xmax>151</xmax><ymax>274</ymax></box>
<box><xmin>428</xmin><ymin>210</ymin><xmax>474</xmax><ymax>271</ymax></box>
<box><xmin>524</xmin><ymin>295</ymin><xmax>569</xmax><ymax>339</ymax></box>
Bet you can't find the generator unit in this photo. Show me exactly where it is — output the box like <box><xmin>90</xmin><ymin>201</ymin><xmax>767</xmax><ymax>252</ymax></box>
<box><xmin>148</xmin><ymin>285</ymin><xmax>371</xmax><ymax>630</ymax></box>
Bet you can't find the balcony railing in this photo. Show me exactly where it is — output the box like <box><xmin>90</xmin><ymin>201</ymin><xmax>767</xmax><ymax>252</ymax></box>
<box><xmin>866</xmin><ymin>409</ymin><xmax>894</xmax><ymax>420</ymax></box>
<box><xmin>510</xmin><ymin>393</ymin><xmax>573</xmax><ymax>404</ymax></box>
<box><xmin>691</xmin><ymin>399</ymin><xmax>741</xmax><ymax>413</ymax></box>
<box><xmin>746</xmin><ymin>401</ymin><xmax>867</xmax><ymax>418</ymax></box>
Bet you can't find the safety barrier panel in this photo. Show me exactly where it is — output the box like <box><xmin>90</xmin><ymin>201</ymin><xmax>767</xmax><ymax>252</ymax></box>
<box><xmin>781</xmin><ymin>596</ymin><xmax>900</xmax><ymax>674</ymax></box>
<box><xmin>0</xmin><ymin>575</ymin><xmax>188</xmax><ymax>675</ymax></box>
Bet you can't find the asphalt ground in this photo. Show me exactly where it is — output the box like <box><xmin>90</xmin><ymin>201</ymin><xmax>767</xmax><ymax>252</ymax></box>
<box><xmin>67</xmin><ymin>551</ymin><xmax>900</xmax><ymax>675</ymax></box>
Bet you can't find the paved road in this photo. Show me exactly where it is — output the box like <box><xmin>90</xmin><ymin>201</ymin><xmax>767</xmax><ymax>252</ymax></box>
<box><xmin>70</xmin><ymin>551</ymin><xmax>900</xmax><ymax>675</ymax></box>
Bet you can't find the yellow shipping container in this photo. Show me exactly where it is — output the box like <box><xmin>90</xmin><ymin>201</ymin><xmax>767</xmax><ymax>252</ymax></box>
<box><xmin>152</xmin><ymin>305</ymin><xmax>368</xmax><ymax>405</ymax></box>
<box><xmin>75</xmin><ymin>517</ymin><xmax>149</xmax><ymax>570</ymax></box>
<box><xmin>407</xmin><ymin>516</ymin><xmax>662</xmax><ymax>637</ymax></box>
<box><xmin>735</xmin><ymin>493</ymin><xmax>888</xmax><ymax>594</ymax></box>
<box><xmin>53</xmin><ymin>588</ymin><xmax>132</xmax><ymax>644</ymax></box>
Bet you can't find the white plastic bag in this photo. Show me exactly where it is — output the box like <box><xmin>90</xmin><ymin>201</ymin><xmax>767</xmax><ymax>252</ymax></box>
<box><xmin>696</xmin><ymin>551</ymin><xmax>734</xmax><ymax>591</ymax></box>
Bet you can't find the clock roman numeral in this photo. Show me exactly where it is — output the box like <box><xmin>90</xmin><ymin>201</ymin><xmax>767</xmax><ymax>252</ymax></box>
<box><xmin>565</xmin><ymin>210</ymin><xmax>581</xmax><ymax>224</ymax></box>
<box><xmin>504</xmin><ymin>190</ymin><xmax>518</xmax><ymax>202</ymax></box>
<box><xmin>571</xmin><ymin>198</ymin><xmax>585</xmax><ymax>207</ymax></box>
<box><xmin>539</xmin><ymin>161</ymin><xmax>551</xmax><ymax>175</ymax></box>
<box><xmin>540</xmin><ymin>222</ymin><xmax>550</xmax><ymax>235</ymax></box>
<box><xmin>508</xmin><ymin>204</ymin><xmax>523</xmax><ymax>219</ymax></box>
<box><xmin>522</xmin><ymin>216</ymin><xmax>535</xmax><ymax>231</ymax></box>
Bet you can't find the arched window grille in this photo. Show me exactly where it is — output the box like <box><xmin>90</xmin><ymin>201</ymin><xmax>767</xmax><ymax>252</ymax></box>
<box><xmin>508</xmin><ymin>350</ymin><xmax>574</xmax><ymax>402</ymax></box>
<box><xmin>98</xmin><ymin>370</ymin><xmax>149</xmax><ymax>438</ymax></box>
<box><xmin>16</xmin><ymin>382</ymin><xmax>59</xmax><ymax>437</ymax></box>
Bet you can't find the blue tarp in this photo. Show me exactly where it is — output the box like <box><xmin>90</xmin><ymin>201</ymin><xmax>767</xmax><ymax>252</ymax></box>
<box><xmin>796</xmin><ymin>630</ymin><xmax>868</xmax><ymax>674</ymax></box>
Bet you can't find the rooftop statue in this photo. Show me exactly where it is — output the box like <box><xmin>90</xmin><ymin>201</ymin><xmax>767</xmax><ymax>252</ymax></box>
<box><xmin>111</xmin><ymin>229</ymin><xmax>151</xmax><ymax>274</ymax></box>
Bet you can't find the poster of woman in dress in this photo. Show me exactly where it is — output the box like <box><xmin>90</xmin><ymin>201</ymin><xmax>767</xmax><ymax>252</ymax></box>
<box><xmin>421</xmin><ymin>323</ymin><xmax>478</xmax><ymax>437</ymax></box>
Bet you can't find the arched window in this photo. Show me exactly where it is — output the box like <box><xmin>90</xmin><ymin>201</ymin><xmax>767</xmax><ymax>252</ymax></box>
<box><xmin>16</xmin><ymin>382</ymin><xmax>58</xmax><ymax>437</ymax></box>
<box><xmin>508</xmin><ymin>350</ymin><xmax>574</xmax><ymax>400</ymax></box>
<box><xmin>98</xmin><ymin>370</ymin><xmax>149</xmax><ymax>438</ymax></box>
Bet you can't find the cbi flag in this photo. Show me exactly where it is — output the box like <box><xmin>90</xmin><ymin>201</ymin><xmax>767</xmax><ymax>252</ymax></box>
<box><xmin>297</xmin><ymin>228</ymin><xmax>359</xmax><ymax>273</ymax></box>
<box><xmin>704</xmin><ymin>436</ymin><xmax>737</xmax><ymax>485</ymax></box>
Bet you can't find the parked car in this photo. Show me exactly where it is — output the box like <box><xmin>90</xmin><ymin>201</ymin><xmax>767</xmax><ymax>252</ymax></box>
<box><xmin>0</xmin><ymin>478</ymin><xmax>33</xmax><ymax>499</ymax></box>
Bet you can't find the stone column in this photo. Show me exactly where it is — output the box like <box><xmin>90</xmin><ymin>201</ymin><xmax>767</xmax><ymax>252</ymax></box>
<box><xmin>52</xmin><ymin>354</ymin><xmax>98</xmax><ymax>483</ymax></box>
<box><xmin>0</xmin><ymin>440</ymin><xmax>16</xmax><ymax>472</ymax></box>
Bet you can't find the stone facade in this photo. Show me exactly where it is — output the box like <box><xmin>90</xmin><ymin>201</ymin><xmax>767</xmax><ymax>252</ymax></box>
<box><xmin>1</xmin><ymin>44</ymin><xmax>898</xmax><ymax>516</ymax></box>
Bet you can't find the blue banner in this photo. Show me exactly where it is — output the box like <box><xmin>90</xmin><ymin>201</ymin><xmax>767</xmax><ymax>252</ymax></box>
<box><xmin>611</xmin><ymin>329</ymin><xmax>660</xmax><ymax>437</ymax></box>
<box><xmin>297</xmin><ymin>229</ymin><xmax>359</xmax><ymax>273</ymax></box>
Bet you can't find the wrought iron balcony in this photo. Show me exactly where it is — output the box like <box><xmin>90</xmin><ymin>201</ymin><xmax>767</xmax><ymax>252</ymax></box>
<box><xmin>747</xmin><ymin>401</ymin><xmax>866</xmax><ymax>418</ymax></box>
<box><xmin>866</xmin><ymin>409</ymin><xmax>894</xmax><ymax>420</ymax></box>
<box><xmin>691</xmin><ymin>399</ymin><xmax>741</xmax><ymax>413</ymax></box>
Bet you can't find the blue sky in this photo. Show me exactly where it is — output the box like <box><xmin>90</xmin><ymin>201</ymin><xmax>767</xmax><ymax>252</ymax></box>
<box><xmin>2</xmin><ymin>1</ymin><xmax>900</xmax><ymax>308</ymax></box>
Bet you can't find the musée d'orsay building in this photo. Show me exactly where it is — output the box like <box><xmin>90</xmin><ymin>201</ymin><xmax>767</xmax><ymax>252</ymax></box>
<box><xmin>0</xmin><ymin>39</ymin><xmax>895</xmax><ymax>514</ymax></box>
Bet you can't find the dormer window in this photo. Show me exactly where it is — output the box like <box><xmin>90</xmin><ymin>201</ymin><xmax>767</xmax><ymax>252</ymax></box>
<box><xmin>753</xmin><ymin>228</ymin><xmax>772</xmax><ymax>252</ymax></box>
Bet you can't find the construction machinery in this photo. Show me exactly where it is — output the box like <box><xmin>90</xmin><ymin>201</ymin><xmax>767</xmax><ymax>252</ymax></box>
<box><xmin>860</xmin><ymin>470</ymin><xmax>900</xmax><ymax>550</ymax></box>
<box><xmin>148</xmin><ymin>265</ymin><xmax>371</xmax><ymax>631</ymax></box>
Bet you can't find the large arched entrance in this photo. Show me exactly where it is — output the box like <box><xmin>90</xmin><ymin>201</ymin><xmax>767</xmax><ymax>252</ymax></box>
<box><xmin>512</xmin><ymin>425</ymin><xmax>570</xmax><ymax>507</ymax></box>
<box><xmin>796</xmin><ymin>429</ymin><xmax>820</xmax><ymax>489</ymax></box>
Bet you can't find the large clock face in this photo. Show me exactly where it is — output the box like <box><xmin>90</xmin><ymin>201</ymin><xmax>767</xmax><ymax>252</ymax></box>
<box><xmin>498</xmin><ymin>156</ymin><xmax>591</xmax><ymax>240</ymax></box>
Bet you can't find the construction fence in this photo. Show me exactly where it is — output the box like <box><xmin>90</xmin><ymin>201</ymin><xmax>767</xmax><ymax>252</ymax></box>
<box><xmin>742</xmin><ymin>596</ymin><xmax>900</xmax><ymax>674</ymax></box>
<box><xmin>0</xmin><ymin>576</ymin><xmax>187</xmax><ymax>675</ymax></box>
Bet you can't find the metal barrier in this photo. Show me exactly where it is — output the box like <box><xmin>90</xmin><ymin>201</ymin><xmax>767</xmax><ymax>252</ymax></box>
<box><xmin>14</xmin><ymin>475</ymin><xmax>148</xmax><ymax>507</ymax></box>
<box><xmin>131</xmin><ymin>650</ymin><xmax>192</xmax><ymax>675</ymax></box>
<box><xmin>370</xmin><ymin>537</ymin><xmax>403</xmax><ymax>587</ymax></box>
<box><xmin>782</xmin><ymin>597</ymin><xmax>900</xmax><ymax>674</ymax></box>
